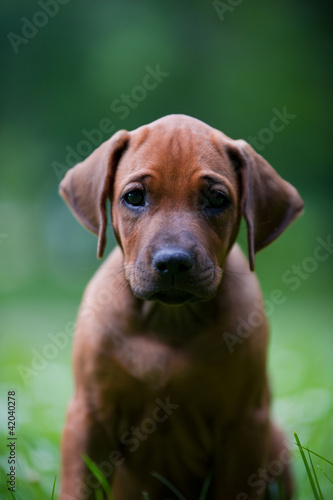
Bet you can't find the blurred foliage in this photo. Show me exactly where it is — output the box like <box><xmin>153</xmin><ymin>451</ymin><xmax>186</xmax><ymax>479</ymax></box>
<box><xmin>0</xmin><ymin>0</ymin><xmax>332</xmax><ymax>294</ymax></box>
<box><xmin>0</xmin><ymin>1</ymin><xmax>332</xmax><ymax>498</ymax></box>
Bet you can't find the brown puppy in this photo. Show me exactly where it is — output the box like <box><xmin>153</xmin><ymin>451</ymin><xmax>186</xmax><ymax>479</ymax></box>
<box><xmin>59</xmin><ymin>115</ymin><xmax>303</xmax><ymax>500</ymax></box>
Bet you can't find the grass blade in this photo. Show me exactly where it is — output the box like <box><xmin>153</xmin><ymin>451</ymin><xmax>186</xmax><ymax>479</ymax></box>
<box><xmin>50</xmin><ymin>475</ymin><xmax>57</xmax><ymax>500</ymax></box>
<box><xmin>151</xmin><ymin>472</ymin><xmax>187</xmax><ymax>500</ymax></box>
<box><xmin>95</xmin><ymin>490</ymin><xmax>104</xmax><ymax>500</ymax></box>
<box><xmin>81</xmin><ymin>454</ymin><xmax>115</xmax><ymax>499</ymax></box>
<box><xmin>293</xmin><ymin>444</ymin><xmax>333</xmax><ymax>466</ymax></box>
<box><xmin>308</xmin><ymin>450</ymin><xmax>323</xmax><ymax>500</ymax></box>
<box><xmin>199</xmin><ymin>471</ymin><xmax>213</xmax><ymax>500</ymax></box>
<box><xmin>294</xmin><ymin>431</ymin><xmax>320</xmax><ymax>500</ymax></box>
<box><xmin>317</xmin><ymin>464</ymin><xmax>333</xmax><ymax>485</ymax></box>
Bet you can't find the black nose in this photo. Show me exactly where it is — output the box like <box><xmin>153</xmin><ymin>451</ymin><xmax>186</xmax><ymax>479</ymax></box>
<box><xmin>153</xmin><ymin>248</ymin><xmax>193</xmax><ymax>275</ymax></box>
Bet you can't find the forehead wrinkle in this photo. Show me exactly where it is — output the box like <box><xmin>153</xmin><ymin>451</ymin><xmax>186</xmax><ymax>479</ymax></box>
<box><xmin>118</xmin><ymin>125</ymin><xmax>215</xmax><ymax>194</ymax></box>
<box><xmin>196</xmin><ymin>140</ymin><xmax>226</xmax><ymax>164</ymax></box>
<box><xmin>130</xmin><ymin>121</ymin><xmax>203</xmax><ymax>165</ymax></box>
<box><xmin>130</xmin><ymin>126</ymin><xmax>151</xmax><ymax>153</ymax></box>
<box><xmin>196</xmin><ymin>140</ymin><xmax>238</xmax><ymax>182</ymax></box>
<box><xmin>209</xmin><ymin>131</ymin><xmax>226</xmax><ymax>157</ymax></box>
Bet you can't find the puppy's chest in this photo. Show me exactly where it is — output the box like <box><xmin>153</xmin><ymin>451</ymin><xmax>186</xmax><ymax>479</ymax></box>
<box><xmin>107</xmin><ymin>330</ymin><xmax>238</xmax><ymax>407</ymax></box>
<box><xmin>98</xmin><ymin>329</ymin><xmax>251</xmax><ymax>440</ymax></box>
<box><xmin>111</xmin><ymin>334</ymin><xmax>191</xmax><ymax>389</ymax></box>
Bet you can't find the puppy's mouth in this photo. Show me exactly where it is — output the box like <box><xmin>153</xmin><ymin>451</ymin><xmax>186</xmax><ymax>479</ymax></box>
<box><xmin>148</xmin><ymin>289</ymin><xmax>200</xmax><ymax>306</ymax></box>
<box><xmin>131</xmin><ymin>284</ymin><xmax>216</xmax><ymax>306</ymax></box>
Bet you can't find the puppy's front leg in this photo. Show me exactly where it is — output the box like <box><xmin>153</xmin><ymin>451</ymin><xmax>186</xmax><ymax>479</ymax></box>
<box><xmin>213</xmin><ymin>413</ymin><xmax>271</xmax><ymax>500</ymax></box>
<box><xmin>60</xmin><ymin>395</ymin><xmax>115</xmax><ymax>500</ymax></box>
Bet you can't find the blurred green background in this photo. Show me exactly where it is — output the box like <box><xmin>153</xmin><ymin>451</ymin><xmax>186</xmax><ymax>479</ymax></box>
<box><xmin>0</xmin><ymin>1</ymin><xmax>332</xmax><ymax>498</ymax></box>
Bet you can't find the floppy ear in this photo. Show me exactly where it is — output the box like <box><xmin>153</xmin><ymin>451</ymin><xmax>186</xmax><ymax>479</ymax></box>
<box><xmin>227</xmin><ymin>140</ymin><xmax>304</xmax><ymax>271</ymax></box>
<box><xmin>59</xmin><ymin>130</ymin><xmax>129</xmax><ymax>258</ymax></box>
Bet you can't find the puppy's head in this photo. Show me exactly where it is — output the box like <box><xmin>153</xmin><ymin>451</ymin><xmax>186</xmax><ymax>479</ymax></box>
<box><xmin>60</xmin><ymin>114</ymin><xmax>303</xmax><ymax>305</ymax></box>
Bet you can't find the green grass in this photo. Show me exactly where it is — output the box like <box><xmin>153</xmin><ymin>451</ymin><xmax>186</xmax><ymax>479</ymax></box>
<box><xmin>51</xmin><ymin>447</ymin><xmax>332</xmax><ymax>500</ymax></box>
<box><xmin>0</xmin><ymin>292</ymin><xmax>332</xmax><ymax>499</ymax></box>
<box><xmin>82</xmin><ymin>454</ymin><xmax>115</xmax><ymax>500</ymax></box>
<box><xmin>294</xmin><ymin>431</ymin><xmax>333</xmax><ymax>500</ymax></box>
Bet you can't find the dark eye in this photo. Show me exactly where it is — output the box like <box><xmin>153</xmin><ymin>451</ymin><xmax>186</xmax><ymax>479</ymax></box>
<box><xmin>207</xmin><ymin>191</ymin><xmax>228</xmax><ymax>208</ymax></box>
<box><xmin>123</xmin><ymin>189</ymin><xmax>145</xmax><ymax>207</ymax></box>
<box><xmin>203</xmin><ymin>190</ymin><xmax>230</xmax><ymax>211</ymax></box>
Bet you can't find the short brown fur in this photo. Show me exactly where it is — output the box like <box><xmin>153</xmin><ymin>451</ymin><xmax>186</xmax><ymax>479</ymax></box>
<box><xmin>59</xmin><ymin>115</ymin><xmax>303</xmax><ymax>499</ymax></box>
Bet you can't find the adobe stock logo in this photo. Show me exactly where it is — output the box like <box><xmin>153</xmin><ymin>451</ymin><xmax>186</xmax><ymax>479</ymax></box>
<box><xmin>213</xmin><ymin>0</ymin><xmax>245</xmax><ymax>22</ymax></box>
<box><xmin>17</xmin><ymin>321</ymin><xmax>75</xmax><ymax>384</ymax></box>
<box><xmin>223</xmin><ymin>235</ymin><xmax>333</xmax><ymax>353</ymax></box>
<box><xmin>52</xmin><ymin>64</ymin><xmax>169</xmax><ymax>182</ymax></box>
<box><xmin>74</xmin><ymin>397</ymin><xmax>179</xmax><ymax>499</ymax></box>
<box><xmin>7</xmin><ymin>0</ymin><xmax>71</xmax><ymax>54</ymax></box>
<box><xmin>247</xmin><ymin>107</ymin><xmax>296</xmax><ymax>152</ymax></box>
